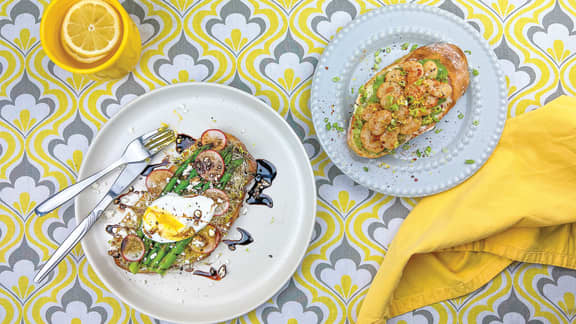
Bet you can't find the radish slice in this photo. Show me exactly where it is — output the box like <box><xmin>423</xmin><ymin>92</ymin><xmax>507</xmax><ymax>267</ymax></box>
<box><xmin>190</xmin><ymin>225</ymin><xmax>221</xmax><ymax>254</ymax></box>
<box><xmin>201</xmin><ymin>129</ymin><xmax>227</xmax><ymax>151</ymax></box>
<box><xmin>195</xmin><ymin>150</ymin><xmax>225</xmax><ymax>182</ymax></box>
<box><xmin>204</xmin><ymin>188</ymin><xmax>230</xmax><ymax>216</ymax></box>
<box><xmin>121</xmin><ymin>234</ymin><xmax>145</xmax><ymax>262</ymax></box>
<box><xmin>146</xmin><ymin>169</ymin><xmax>174</xmax><ymax>195</ymax></box>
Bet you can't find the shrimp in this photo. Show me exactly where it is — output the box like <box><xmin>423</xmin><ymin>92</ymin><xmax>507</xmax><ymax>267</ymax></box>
<box><xmin>385</xmin><ymin>68</ymin><xmax>405</xmax><ymax>84</ymax></box>
<box><xmin>400</xmin><ymin>116</ymin><xmax>422</xmax><ymax>135</ymax></box>
<box><xmin>405</xmin><ymin>84</ymin><xmax>425</xmax><ymax>100</ymax></box>
<box><xmin>423</xmin><ymin>79</ymin><xmax>453</xmax><ymax>98</ymax></box>
<box><xmin>423</xmin><ymin>60</ymin><xmax>438</xmax><ymax>79</ymax></box>
<box><xmin>360</xmin><ymin>123</ymin><xmax>386</xmax><ymax>153</ymax></box>
<box><xmin>422</xmin><ymin>95</ymin><xmax>438</xmax><ymax>108</ymax></box>
<box><xmin>368</xmin><ymin>110</ymin><xmax>392</xmax><ymax>136</ymax></box>
<box><xmin>394</xmin><ymin>105</ymin><xmax>410</xmax><ymax>122</ymax></box>
<box><xmin>360</xmin><ymin>103</ymin><xmax>380</xmax><ymax>121</ymax></box>
<box><xmin>402</xmin><ymin>61</ymin><xmax>424</xmax><ymax>84</ymax></box>
<box><xmin>377</xmin><ymin>82</ymin><xmax>402</xmax><ymax>107</ymax></box>
<box><xmin>379</xmin><ymin>128</ymin><xmax>400</xmax><ymax>151</ymax></box>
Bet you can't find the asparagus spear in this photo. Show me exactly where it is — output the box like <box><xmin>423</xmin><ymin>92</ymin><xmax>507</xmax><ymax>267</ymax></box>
<box><xmin>155</xmin><ymin>237</ymin><xmax>193</xmax><ymax>274</ymax></box>
<box><xmin>161</xmin><ymin>145</ymin><xmax>209</xmax><ymax>194</ymax></box>
<box><xmin>150</xmin><ymin>245</ymin><xmax>169</xmax><ymax>269</ymax></box>
<box><xmin>141</xmin><ymin>244</ymin><xmax>160</xmax><ymax>266</ymax></box>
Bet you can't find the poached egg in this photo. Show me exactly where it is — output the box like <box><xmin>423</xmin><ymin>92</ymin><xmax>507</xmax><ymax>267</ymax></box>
<box><xmin>142</xmin><ymin>193</ymin><xmax>216</xmax><ymax>243</ymax></box>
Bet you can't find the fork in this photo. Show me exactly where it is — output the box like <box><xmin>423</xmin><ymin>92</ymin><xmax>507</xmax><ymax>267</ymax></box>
<box><xmin>35</xmin><ymin>127</ymin><xmax>175</xmax><ymax>216</ymax></box>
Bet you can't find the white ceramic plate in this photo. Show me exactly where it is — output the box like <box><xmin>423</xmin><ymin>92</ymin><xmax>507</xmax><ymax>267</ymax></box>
<box><xmin>310</xmin><ymin>4</ymin><xmax>508</xmax><ymax>197</ymax></box>
<box><xmin>75</xmin><ymin>83</ymin><xmax>316</xmax><ymax>323</ymax></box>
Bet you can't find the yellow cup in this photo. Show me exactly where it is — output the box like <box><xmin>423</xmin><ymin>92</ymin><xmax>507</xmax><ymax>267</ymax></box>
<box><xmin>40</xmin><ymin>0</ymin><xmax>141</xmax><ymax>81</ymax></box>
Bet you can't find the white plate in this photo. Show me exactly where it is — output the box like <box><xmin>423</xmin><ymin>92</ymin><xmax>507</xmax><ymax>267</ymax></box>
<box><xmin>75</xmin><ymin>83</ymin><xmax>316</xmax><ymax>323</ymax></box>
<box><xmin>310</xmin><ymin>4</ymin><xmax>507</xmax><ymax>197</ymax></box>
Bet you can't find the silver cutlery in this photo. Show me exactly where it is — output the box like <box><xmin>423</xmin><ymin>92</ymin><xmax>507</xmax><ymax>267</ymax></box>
<box><xmin>35</xmin><ymin>127</ymin><xmax>175</xmax><ymax>216</ymax></box>
<box><xmin>34</xmin><ymin>160</ymin><xmax>150</xmax><ymax>283</ymax></box>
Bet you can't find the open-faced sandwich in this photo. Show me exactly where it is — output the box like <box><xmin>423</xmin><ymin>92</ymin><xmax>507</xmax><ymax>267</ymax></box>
<box><xmin>106</xmin><ymin>129</ymin><xmax>261</xmax><ymax>275</ymax></box>
<box><xmin>347</xmin><ymin>43</ymin><xmax>470</xmax><ymax>158</ymax></box>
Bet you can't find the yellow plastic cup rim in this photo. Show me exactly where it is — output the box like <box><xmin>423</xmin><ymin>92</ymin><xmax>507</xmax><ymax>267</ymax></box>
<box><xmin>40</xmin><ymin>0</ymin><xmax>132</xmax><ymax>75</ymax></box>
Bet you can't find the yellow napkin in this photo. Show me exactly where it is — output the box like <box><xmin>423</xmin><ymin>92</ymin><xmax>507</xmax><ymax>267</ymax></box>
<box><xmin>358</xmin><ymin>96</ymin><xmax>576</xmax><ymax>323</ymax></box>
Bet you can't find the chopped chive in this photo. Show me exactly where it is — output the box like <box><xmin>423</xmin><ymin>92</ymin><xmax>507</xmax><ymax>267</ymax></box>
<box><xmin>375</xmin><ymin>57</ymin><xmax>382</xmax><ymax>64</ymax></box>
<box><xmin>332</xmin><ymin>76</ymin><xmax>341</xmax><ymax>82</ymax></box>
<box><xmin>410</xmin><ymin>44</ymin><xmax>419</xmax><ymax>52</ymax></box>
<box><xmin>372</xmin><ymin>64</ymin><xmax>380</xmax><ymax>70</ymax></box>
<box><xmin>402</xmin><ymin>144</ymin><xmax>410</xmax><ymax>150</ymax></box>
<box><xmin>458</xmin><ymin>112</ymin><xmax>464</xmax><ymax>119</ymax></box>
<box><xmin>434</xmin><ymin>128</ymin><xmax>443</xmax><ymax>134</ymax></box>
<box><xmin>351</xmin><ymin>87</ymin><xmax>354</xmax><ymax>94</ymax></box>
<box><xmin>473</xmin><ymin>120</ymin><xmax>479</xmax><ymax>126</ymax></box>
<box><xmin>424</xmin><ymin>146</ymin><xmax>431</xmax><ymax>156</ymax></box>
<box><xmin>464</xmin><ymin>50</ymin><xmax>472</xmax><ymax>55</ymax></box>
<box><xmin>465</xmin><ymin>159</ymin><xmax>475</xmax><ymax>164</ymax></box>
<box><xmin>416</xmin><ymin>149</ymin><xmax>422</xmax><ymax>158</ymax></box>
<box><xmin>324</xmin><ymin>117</ymin><xmax>328</xmax><ymax>122</ymax></box>
<box><xmin>401</xmin><ymin>43</ymin><xmax>410</xmax><ymax>50</ymax></box>
<box><xmin>325</xmin><ymin>123</ymin><xmax>331</xmax><ymax>130</ymax></box>
<box><xmin>385</xmin><ymin>47</ymin><xmax>391</xmax><ymax>54</ymax></box>
<box><xmin>374</xmin><ymin>49</ymin><xmax>382</xmax><ymax>56</ymax></box>
<box><xmin>363</xmin><ymin>166</ymin><xmax>369</xmax><ymax>172</ymax></box>
<box><xmin>472</xmin><ymin>69</ymin><xmax>479</xmax><ymax>76</ymax></box>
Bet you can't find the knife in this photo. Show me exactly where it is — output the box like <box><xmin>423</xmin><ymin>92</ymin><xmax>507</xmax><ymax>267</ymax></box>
<box><xmin>34</xmin><ymin>161</ymin><xmax>148</xmax><ymax>283</ymax></box>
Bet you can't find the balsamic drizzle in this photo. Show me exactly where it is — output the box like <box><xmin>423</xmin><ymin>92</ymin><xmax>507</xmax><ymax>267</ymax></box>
<box><xmin>222</xmin><ymin>227</ymin><xmax>254</xmax><ymax>251</ymax></box>
<box><xmin>246</xmin><ymin>159</ymin><xmax>277</xmax><ymax>208</ymax></box>
<box><xmin>193</xmin><ymin>264</ymin><xmax>227</xmax><ymax>281</ymax></box>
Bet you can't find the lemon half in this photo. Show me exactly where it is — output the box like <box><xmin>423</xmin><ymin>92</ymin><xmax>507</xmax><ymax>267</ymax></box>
<box><xmin>61</xmin><ymin>0</ymin><xmax>122</xmax><ymax>59</ymax></box>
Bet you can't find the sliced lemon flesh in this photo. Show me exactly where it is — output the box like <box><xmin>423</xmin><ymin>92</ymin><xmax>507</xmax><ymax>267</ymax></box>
<box><xmin>61</xmin><ymin>0</ymin><xmax>122</xmax><ymax>59</ymax></box>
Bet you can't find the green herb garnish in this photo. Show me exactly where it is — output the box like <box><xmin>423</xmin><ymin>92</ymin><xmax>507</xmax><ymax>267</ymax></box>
<box><xmin>472</xmin><ymin>69</ymin><xmax>479</xmax><ymax>76</ymax></box>
<box><xmin>332</xmin><ymin>76</ymin><xmax>341</xmax><ymax>82</ymax></box>
<box><xmin>363</xmin><ymin>166</ymin><xmax>369</xmax><ymax>172</ymax></box>
<box><xmin>465</xmin><ymin>159</ymin><xmax>475</xmax><ymax>164</ymax></box>
<box><xmin>410</xmin><ymin>44</ymin><xmax>419</xmax><ymax>52</ymax></box>
<box><xmin>473</xmin><ymin>120</ymin><xmax>479</xmax><ymax>126</ymax></box>
<box><xmin>458</xmin><ymin>112</ymin><xmax>464</xmax><ymax>119</ymax></box>
<box><xmin>464</xmin><ymin>50</ymin><xmax>472</xmax><ymax>55</ymax></box>
<box><xmin>401</xmin><ymin>43</ymin><xmax>410</xmax><ymax>50</ymax></box>
<box><xmin>434</xmin><ymin>128</ymin><xmax>443</xmax><ymax>134</ymax></box>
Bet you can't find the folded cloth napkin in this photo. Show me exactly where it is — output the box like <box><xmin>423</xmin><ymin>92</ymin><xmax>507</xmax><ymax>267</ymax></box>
<box><xmin>357</xmin><ymin>96</ymin><xmax>576</xmax><ymax>323</ymax></box>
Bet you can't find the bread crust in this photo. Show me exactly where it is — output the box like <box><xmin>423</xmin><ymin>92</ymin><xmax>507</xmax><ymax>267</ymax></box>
<box><xmin>347</xmin><ymin>43</ymin><xmax>469</xmax><ymax>158</ymax></box>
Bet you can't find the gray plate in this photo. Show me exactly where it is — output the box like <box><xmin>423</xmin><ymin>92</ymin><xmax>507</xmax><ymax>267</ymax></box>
<box><xmin>310</xmin><ymin>4</ymin><xmax>507</xmax><ymax>197</ymax></box>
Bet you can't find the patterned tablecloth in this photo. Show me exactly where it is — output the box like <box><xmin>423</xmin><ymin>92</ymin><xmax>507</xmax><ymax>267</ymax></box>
<box><xmin>1</xmin><ymin>0</ymin><xmax>576</xmax><ymax>323</ymax></box>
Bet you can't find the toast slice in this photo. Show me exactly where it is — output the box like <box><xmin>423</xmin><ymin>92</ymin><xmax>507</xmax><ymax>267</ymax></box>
<box><xmin>347</xmin><ymin>43</ymin><xmax>470</xmax><ymax>158</ymax></box>
<box><xmin>107</xmin><ymin>131</ymin><xmax>257</xmax><ymax>273</ymax></box>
